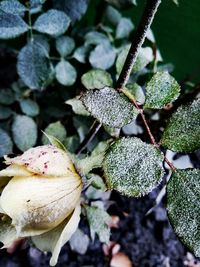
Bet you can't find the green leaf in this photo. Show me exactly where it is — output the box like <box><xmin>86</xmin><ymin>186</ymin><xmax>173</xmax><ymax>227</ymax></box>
<box><xmin>33</xmin><ymin>9</ymin><xmax>71</xmax><ymax>37</ymax></box>
<box><xmin>116</xmin><ymin>18</ymin><xmax>134</xmax><ymax>39</ymax></box>
<box><xmin>0</xmin><ymin>0</ymin><xmax>26</xmax><ymax>16</ymax></box>
<box><xmin>52</xmin><ymin>0</ymin><xmax>89</xmax><ymax>23</ymax></box>
<box><xmin>0</xmin><ymin>128</ymin><xmax>13</xmax><ymax>157</ymax></box>
<box><xmin>105</xmin><ymin>6</ymin><xmax>122</xmax><ymax>26</ymax></box>
<box><xmin>126</xmin><ymin>83</ymin><xmax>145</xmax><ymax>104</ymax></box>
<box><xmin>55</xmin><ymin>60</ymin><xmax>77</xmax><ymax>86</ymax></box>
<box><xmin>103</xmin><ymin>137</ymin><xmax>164</xmax><ymax>197</ymax></box>
<box><xmin>167</xmin><ymin>169</ymin><xmax>200</xmax><ymax>257</ymax></box>
<box><xmin>0</xmin><ymin>105</ymin><xmax>13</xmax><ymax>120</ymax></box>
<box><xmin>86</xmin><ymin>173</ymin><xmax>106</xmax><ymax>190</ymax></box>
<box><xmin>12</xmin><ymin>115</ymin><xmax>37</xmax><ymax>152</ymax></box>
<box><xmin>64</xmin><ymin>135</ymin><xmax>79</xmax><ymax>153</ymax></box>
<box><xmin>116</xmin><ymin>45</ymin><xmax>153</xmax><ymax>74</ymax></box>
<box><xmin>17</xmin><ymin>41</ymin><xmax>52</xmax><ymax>90</ymax></box>
<box><xmin>73</xmin><ymin>45</ymin><xmax>90</xmax><ymax>64</ymax></box>
<box><xmin>85</xmin><ymin>205</ymin><xmax>111</xmax><ymax>243</ymax></box>
<box><xmin>89</xmin><ymin>43</ymin><xmax>116</xmax><ymax>70</ymax></box>
<box><xmin>84</xmin><ymin>31</ymin><xmax>109</xmax><ymax>46</ymax></box>
<box><xmin>0</xmin><ymin>10</ymin><xmax>28</xmax><ymax>39</ymax></box>
<box><xmin>0</xmin><ymin>214</ymin><xmax>17</xmax><ymax>248</ymax></box>
<box><xmin>144</xmin><ymin>72</ymin><xmax>180</xmax><ymax>109</ymax></box>
<box><xmin>105</xmin><ymin>0</ymin><xmax>137</xmax><ymax>8</ymax></box>
<box><xmin>56</xmin><ymin>36</ymin><xmax>75</xmax><ymax>57</ymax></box>
<box><xmin>76</xmin><ymin>141</ymin><xmax>110</xmax><ymax>175</ymax></box>
<box><xmin>161</xmin><ymin>99</ymin><xmax>200</xmax><ymax>152</ymax></box>
<box><xmin>0</xmin><ymin>88</ymin><xmax>15</xmax><ymax>105</ymax></box>
<box><xmin>66</xmin><ymin>98</ymin><xmax>90</xmax><ymax>116</ymax></box>
<box><xmin>81</xmin><ymin>69</ymin><xmax>113</xmax><ymax>90</ymax></box>
<box><xmin>20</xmin><ymin>99</ymin><xmax>40</xmax><ymax>117</ymax></box>
<box><xmin>42</xmin><ymin>121</ymin><xmax>67</xmax><ymax>145</ymax></box>
<box><xmin>81</xmin><ymin>87</ymin><xmax>138</xmax><ymax>128</ymax></box>
<box><xmin>42</xmin><ymin>132</ymin><xmax>67</xmax><ymax>152</ymax></box>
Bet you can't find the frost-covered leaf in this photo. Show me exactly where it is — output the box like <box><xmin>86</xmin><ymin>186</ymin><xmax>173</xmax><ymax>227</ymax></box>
<box><xmin>85</xmin><ymin>205</ymin><xmax>111</xmax><ymax>243</ymax></box>
<box><xmin>89</xmin><ymin>43</ymin><xmax>116</xmax><ymax>70</ymax></box>
<box><xmin>82</xmin><ymin>87</ymin><xmax>138</xmax><ymax>128</ymax></box>
<box><xmin>33</xmin><ymin>9</ymin><xmax>71</xmax><ymax>37</ymax></box>
<box><xmin>0</xmin><ymin>214</ymin><xmax>17</xmax><ymax>248</ymax></box>
<box><xmin>17</xmin><ymin>41</ymin><xmax>52</xmax><ymax>90</ymax></box>
<box><xmin>105</xmin><ymin>6</ymin><xmax>122</xmax><ymax>26</ymax></box>
<box><xmin>167</xmin><ymin>169</ymin><xmax>200</xmax><ymax>257</ymax></box>
<box><xmin>12</xmin><ymin>115</ymin><xmax>37</xmax><ymax>151</ymax></box>
<box><xmin>126</xmin><ymin>83</ymin><xmax>145</xmax><ymax>105</ymax></box>
<box><xmin>69</xmin><ymin>229</ymin><xmax>89</xmax><ymax>255</ymax></box>
<box><xmin>73</xmin><ymin>45</ymin><xmax>90</xmax><ymax>63</ymax></box>
<box><xmin>20</xmin><ymin>99</ymin><xmax>40</xmax><ymax>117</ymax></box>
<box><xmin>144</xmin><ymin>72</ymin><xmax>181</xmax><ymax>109</ymax></box>
<box><xmin>0</xmin><ymin>128</ymin><xmax>13</xmax><ymax>157</ymax></box>
<box><xmin>116</xmin><ymin>45</ymin><xmax>153</xmax><ymax>74</ymax></box>
<box><xmin>105</xmin><ymin>0</ymin><xmax>137</xmax><ymax>8</ymax></box>
<box><xmin>0</xmin><ymin>89</ymin><xmax>15</xmax><ymax>105</ymax></box>
<box><xmin>103</xmin><ymin>137</ymin><xmax>164</xmax><ymax>197</ymax></box>
<box><xmin>161</xmin><ymin>99</ymin><xmax>200</xmax><ymax>152</ymax></box>
<box><xmin>81</xmin><ymin>69</ymin><xmax>113</xmax><ymax>90</ymax></box>
<box><xmin>0</xmin><ymin>10</ymin><xmax>28</xmax><ymax>39</ymax></box>
<box><xmin>56</xmin><ymin>36</ymin><xmax>75</xmax><ymax>57</ymax></box>
<box><xmin>76</xmin><ymin>141</ymin><xmax>110</xmax><ymax>175</ymax></box>
<box><xmin>52</xmin><ymin>0</ymin><xmax>89</xmax><ymax>23</ymax></box>
<box><xmin>0</xmin><ymin>0</ymin><xmax>26</xmax><ymax>16</ymax></box>
<box><xmin>55</xmin><ymin>60</ymin><xmax>77</xmax><ymax>86</ymax></box>
<box><xmin>0</xmin><ymin>105</ymin><xmax>13</xmax><ymax>119</ymax></box>
<box><xmin>42</xmin><ymin>121</ymin><xmax>67</xmax><ymax>145</ymax></box>
<box><xmin>30</xmin><ymin>0</ymin><xmax>46</xmax><ymax>13</ymax></box>
<box><xmin>84</xmin><ymin>31</ymin><xmax>109</xmax><ymax>46</ymax></box>
<box><xmin>66</xmin><ymin>98</ymin><xmax>89</xmax><ymax>116</ymax></box>
<box><xmin>34</xmin><ymin>34</ymin><xmax>50</xmax><ymax>54</ymax></box>
<box><xmin>86</xmin><ymin>173</ymin><xmax>106</xmax><ymax>191</ymax></box>
<box><xmin>116</xmin><ymin>18</ymin><xmax>134</xmax><ymax>39</ymax></box>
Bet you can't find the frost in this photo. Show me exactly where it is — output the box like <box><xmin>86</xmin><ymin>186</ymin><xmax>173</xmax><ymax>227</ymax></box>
<box><xmin>56</xmin><ymin>36</ymin><xmax>75</xmax><ymax>57</ymax></box>
<box><xmin>85</xmin><ymin>205</ymin><xmax>111</xmax><ymax>243</ymax></box>
<box><xmin>33</xmin><ymin>9</ymin><xmax>71</xmax><ymax>37</ymax></box>
<box><xmin>55</xmin><ymin>60</ymin><xmax>77</xmax><ymax>86</ymax></box>
<box><xmin>12</xmin><ymin>115</ymin><xmax>37</xmax><ymax>152</ymax></box>
<box><xmin>0</xmin><ymin>0</ymin><xmax>26</xmax><ymax>16</ymax></box>
<box><xmin>103</xmin><ymin>137</ymin><xmax>164</xmax><ymax>197</ymax></box>
<box><xmin>116</xmin><ymin>18</ymin><xmax>134</xmax><ymax>39</ymax></box>
<box><xmin>81</xmin><ymin>87</ymin><xmax>138</xmax><ymax>128</ymax></box>
<box><xmin>116</xmin><ymin>45</ymin><xmax>153</xmax><ymax>74</ymax></box>
<box><xmin>144</xmin><ymin>72</ymin><xmax>180</xmax><ymax>109</ymax></box>
<box><xmin>17</xmin><ymin>41</ymin><xmax>52</xmax><ymax>89</ymax></box>
<box><xmin>161</xmin><ymin>99</ymin><xmax>200</xmax><ymax>152</ymax></box>
<box><xmin>0</xmin><ymin>10</ymin><xmax>28</xmax><ymax>39</ymax></box>
<box><xmin>89</xmin><ymin>43</ymin><xmax>116</xmax><ymax>70</ymax></box>
<box><xmin>0</xmin><ymin>128</ymin><xmax>13</xmax><ymax>157</ymax></box>
<box><xmin>167</xmin><ymin>169</ymin><xmax>200</xmax><ymax>257</ymax></box>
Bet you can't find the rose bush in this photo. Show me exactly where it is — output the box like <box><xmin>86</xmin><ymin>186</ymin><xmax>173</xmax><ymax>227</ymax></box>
<box><xmin>0</xmin><ymin>145</ymin><xmax>82</xmax><ymax>266</ymax></box>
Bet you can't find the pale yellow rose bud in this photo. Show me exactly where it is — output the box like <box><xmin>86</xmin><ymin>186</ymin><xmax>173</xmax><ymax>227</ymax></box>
<box><xmin>0</xmin><ymin>145</ymin><xmax>82</xmax><ymax>266</ymax></box>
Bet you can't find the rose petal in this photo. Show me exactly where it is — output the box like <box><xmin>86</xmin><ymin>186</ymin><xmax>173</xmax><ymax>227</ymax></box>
<box><xmin>0</xmin><ymin>164</ymin><xmax>32</xmax><ymax>177</ymax></box>
<box><xmin>32</xmin><ymin>203</ymin><xmax>81</xmax><ymax>266</ymax></box>
<box><xmin>1</xmin><ymin>174</ymin><xmax>82</xmax><ymax>237</ymax></box>
<box><xmin>4</xmin><ymin>145</ymin><xmax>75</xmax><ymax>176</ymax></box>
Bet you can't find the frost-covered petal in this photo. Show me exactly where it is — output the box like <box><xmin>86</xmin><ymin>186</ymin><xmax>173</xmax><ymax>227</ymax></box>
<box><xmin>0</xmin><ymin>164</ymin><xmax>32</xmax><ymax>177</ymax></box>
<box><xmin>0</xmin><ymin>214</ymin><xmax>18</xmax><ymax>248</ymax></box>
<box><xmin>32</xmin><ymin>203</ymin><xmax>81</xmax><ymax>266</ymax></box>
<box><xmin>4</xmin><ymin>145</ymin><xmax>75</xmax><ymax>176</ymax></box>
<box><xmin>1</xmin><ymin>174</ymin><xmax>82</xmax><ymax>237</ymax></box>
